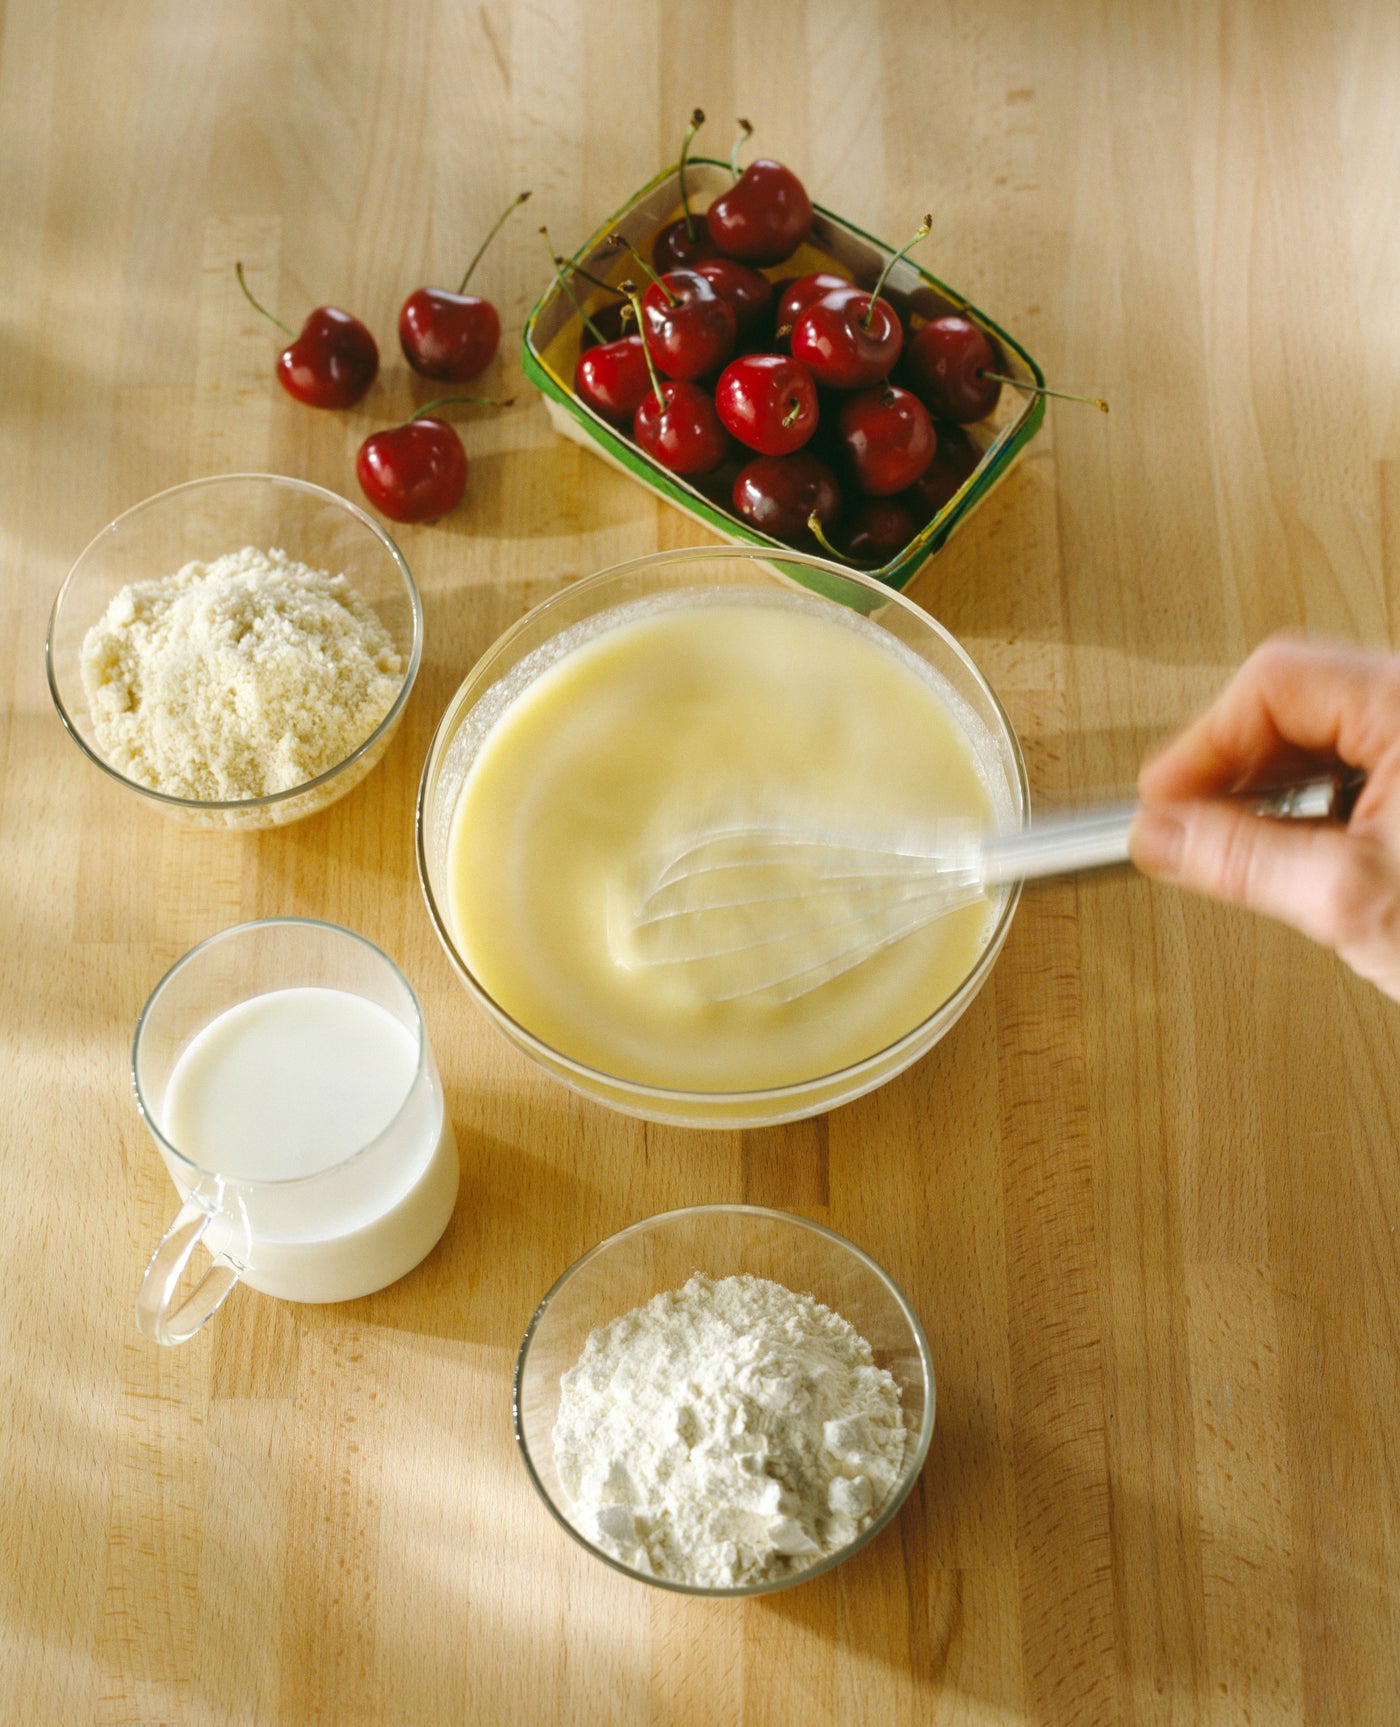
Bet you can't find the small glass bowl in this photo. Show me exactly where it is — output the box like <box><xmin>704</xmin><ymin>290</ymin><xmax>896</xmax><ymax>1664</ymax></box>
<box><xmin>514</xmin><ymin>1204</ymin><xmax>936</xmax><ymax>1598</ymax></box>
<box><xmin>417</xmin><ymin>543</ymin><xmax>1027</xmax><ymax>1127</ymax></box>
<box><xmin>47</xmin><ymin>473</ymin><xmax>422</xmax><ymax>829</ymax></box>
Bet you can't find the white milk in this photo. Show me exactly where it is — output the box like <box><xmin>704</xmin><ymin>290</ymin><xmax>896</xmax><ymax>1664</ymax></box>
<box><xmin>160</xmin><ymin>986</ymin><xmax>458</xmax><ymax>1302</ymax></box>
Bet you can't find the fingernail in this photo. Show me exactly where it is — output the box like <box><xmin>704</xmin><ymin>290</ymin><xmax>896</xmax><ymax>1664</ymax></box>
<box><xmin>1130</xmin><ymin>809</ymin><xmax>1185</xmax><ymax>879</ymax></box>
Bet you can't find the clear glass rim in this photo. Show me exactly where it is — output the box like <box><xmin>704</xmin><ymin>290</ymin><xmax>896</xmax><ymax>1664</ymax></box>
<box><xmin>46</xmin><ymin>472</ymin><xmax>423</xmax><ymax>812</ymax></box>
<box><xmin>512</xmin><ymin>1202</ymin><xmax>938</xmax><ymax>1598</ymax></box>
<box><xmin>417</xmin><ymin>543</ymin><xmax>1029</xmax><ymax>1110</ymax></box>
<box><xmin>131</xmin><ymin>916</ymin><xmax>429</xmax><ymax>1188</ymax></box>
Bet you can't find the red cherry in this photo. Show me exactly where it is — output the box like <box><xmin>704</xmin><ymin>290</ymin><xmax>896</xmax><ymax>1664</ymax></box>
<box><xmin>774</xmin><ymin>272</ymin><xmax>855</xmax><ymax>333</ymax></box>
<box><xmin>398</xmin><ymin>192</ymin><xmax>530</xmax><ymax>382</ymax></box>
<box><xmin>715</xmin><ymin>353</ymin><xmax>818</xmax><ymax>455</ymax></box>
<box><xmin>654</xmin><ymin>221</ymin><xmax>721</xmax><ymax>274</ymax></box>
<box><xmin>634</xmin><ymin>380</ymin><xmax>731</xmax><ymax>475</ymax></box>
<box><xmin>790</xmin><ymin>215</ymin><xmax>932</xmax><ymax>392</ymax></box>
<box><xmin>903</xmin><ymin>315</ymin><xmax>1002</xmax><ymax>422</ymax></box>
<box><xmin>838</xmin><ymin>385</ymin><xmax>936</xmax><ymax>496</ymax></box>
<box><xmin>904</xmin><ymin>420</ymin><xmax>981</xmax><ymax>516</ymax></box>
<box><xmin>355</xmin><ymin>395</ymin><xmax>509</xmax><ymax>523</ymax></box>
<box><xmin>398</xmin><ymin>290</ymin><xmax>498</xmax><ymax>382</ymax></box>
<box><xmin>732</xmin><ymin>451</ymin><xmax>842</xmax><ymax>540</ymax></box>
<box><xmin>236</xmin><ymin>264</ymin><xmax>378</xmax><ymax>409</ymax></box>
<box><xmin>639</xmin><ymin>268</ymin><xmax>736</xmax><ymax>380</ymax></box>
<box><xmin>846</xmin><ymin>496</ymin><xmax>919</xmax><ymax>561</ymax></box>
<box><xmin>575</xmin><ymin>335</ymin><xmax>651</xmax><ymax>424</ymax></box>
<box><xmin>357</xmin><ymin>416</ymin><xmax>467</xmax><ymax>524</ymax></box>
<box><xmin>791</xmin><ymin>292</ymin><xmax>903</xmax><ymax>390</ymax></box>
<box><xmin>706</xmin><ymin>122</ymin><xmax>812</xmax><ymax>266</ymax></box>
<box><xmin>691</xmin><ymin>259</ymin><xmax>775</xmax><ymax>340</ymax></box>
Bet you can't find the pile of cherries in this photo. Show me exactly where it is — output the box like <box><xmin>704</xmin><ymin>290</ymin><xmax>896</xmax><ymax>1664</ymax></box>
<box><xmin>560</xmin><ymin>115</ymin><xmax>1019</xmax><ymax>567</ymax></box>
<box><xmin>235</xmin><ymin>194</ymin><xmax>528</xmax><ymax>524</ymax></box>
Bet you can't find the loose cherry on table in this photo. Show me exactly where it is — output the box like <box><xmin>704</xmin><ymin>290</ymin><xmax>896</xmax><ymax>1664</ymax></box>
<box><xmin>612</xmin><ymin>236</ymin><xmax>736</xmax><ymax>381</ymax></box>
<box><xmin>626</xmin><ymin>287</ymin><xmax>732</xmax><ymax>475</ymax></box>
<box><xmin>398</xmin><ymin>191</ymin><xmax>531</xmax><ymax>382</ymax></box>
<box><xmin>653</xmin><ymin>110</ymin><xmax>722</xmax><ymax>273</ymax></box>
<box><xmin>732</xmin><ymin>450</ymin><xmax>842</xmax><ymax>540</ymax></box>
<box><xmin>790</xmin><ymin>216</ymin><xmax>931</xmax><ymax>390</ymax></box>
<box><xmin>235</xmin><ymin>263</ymin><xmax>379</xmax><ymax>409</ymax></box>
<box><xmin>355</xmin><ymin>396</ymin><xmax>509</xmax><ymax>524</ymax></box>
<box><xmin>705</xmin><ymin>119</ymin><xmax>813</xmax><ymax>267</ymax></box>
<box><xmin>715</xmin><ymin>353</ymin><xmax>819</xmax><ymax>455</ymax></box>
<box><xmin>838</xmin><ymin>385</ymin><xmax>936</xmax><ymax>496</ymax></box>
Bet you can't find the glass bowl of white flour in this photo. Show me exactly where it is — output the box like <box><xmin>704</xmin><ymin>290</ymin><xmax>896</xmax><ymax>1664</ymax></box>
<box><xmin>515</xmin><ymin>1204</ymin><xmax>935</xmax><ymax>1596</ymax></box>
<box><xmin>47</xmin><ymin>474</ymin><xmax>421</xmax><ymax>829</ymax></box>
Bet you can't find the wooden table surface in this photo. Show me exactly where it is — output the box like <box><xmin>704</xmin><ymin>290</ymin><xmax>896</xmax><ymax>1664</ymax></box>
<box><xmin>4</xmin><ymin>2</ymin><xmax>1399</xmax><ymax>1722</ymax></box>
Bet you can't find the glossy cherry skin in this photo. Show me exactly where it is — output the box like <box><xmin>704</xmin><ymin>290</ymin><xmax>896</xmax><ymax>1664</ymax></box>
<box><xmin>791</xmin><ymin>292</ymin><xmax>903</xmax><ymax>390</ymax></box>
<box><xmin>574</xmin><ymin>335</ymin><xmax>651</xmax><ymax>424</ymax></box>
<box><xmin>277</xmin><ymin>308</ymin><xmax>379</xmax><ymax>408</ymax></box>
<box><xmin>732</xmin><ymin>451</ymin><xmax>842</xmax><ymax>540</ymax></box>
<box><xmin>640</xmin><ymin>269</ymin><xmax>737</xmax><ymax>380</ymax></box>
<box><xmin>715</xmin><ymin>354</ymin><xmax>818</xmax><ymax>455</ymax></box>
<box><xmin>398</xmin><ymin>288</ymin><xmax>499</xmax><ymax>382</ymax></box>
<box><xmin>846</xmin><ymin>496</ymin><xmax>919</xmax><ymax>562</ymax></box>
<box><xmin>903</xmin><ymin>316</ymin><xmax>1001</xmax><ymax>421</ymax></box>
<box><xmin>904</xmin><ymin>420</ymin><xmax>981</xmax><ymax>516</ymax></box>
<box><xmin>692</xmin><ymin>258</ymin><xmax>775</xmax><ymax>340</ymax></box>
<box><xmin>706</xmin><ymin>158</ymin><xmax>813</xmax><ymax>266</ymax></box>
<box><xmin>356</xmin><ymin>417</ymin><xmax>467</xmax><ymax>523</ymax></box>
<box><xmin>838</xmin><ymin>386</ymin><xmax>936</xmax><ymax>496</ymax></box>
<box><xmin>653</xmin><ymin>218</ymin><xmax>721</xmax><ymax>274</ymax></box>
<box><xmin>775</xmin><ymin>272</ymin><xmax>854</xmax><ymax>333</ymax></box>
<box><xmin>634</xmin><ymin>381</ymin><xmax>731</xmax><ymax>475</ymax></box>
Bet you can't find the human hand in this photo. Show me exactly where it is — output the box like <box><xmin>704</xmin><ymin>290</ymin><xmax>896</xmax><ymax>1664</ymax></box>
<box><xmin>1130</xmin><ymin>638</ymin><xmax>1400</xmax><ymax>1001</ymax></box>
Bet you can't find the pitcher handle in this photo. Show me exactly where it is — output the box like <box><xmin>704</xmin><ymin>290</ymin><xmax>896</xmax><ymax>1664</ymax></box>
<box><xmin>135</xmin><ymin>1193</ymin><xmax>244</xmax><ymax>1346</ymax></box>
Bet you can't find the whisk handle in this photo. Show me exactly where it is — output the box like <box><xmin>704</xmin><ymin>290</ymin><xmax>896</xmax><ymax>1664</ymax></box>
<box><xmin>980</xmin><ymin>805</ymin><xmax>1137</xmax><ymax>887</ymax></box>
<box><xmin>980</xmin><ymin>771</ymin><xmax>1364</xmax><ymax>890</ymax></box>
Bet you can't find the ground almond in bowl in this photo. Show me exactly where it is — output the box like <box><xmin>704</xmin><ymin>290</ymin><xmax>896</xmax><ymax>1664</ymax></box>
<box><xmin>80</xmin><ymin>546</ymin><xmax>403</xmax><ymax>800</ymax></box>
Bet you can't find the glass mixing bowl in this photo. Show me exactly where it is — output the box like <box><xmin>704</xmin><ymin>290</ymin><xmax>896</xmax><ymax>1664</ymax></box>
<box><xmin>47</xmin><ymin>473</ymin><xmax>422</xmax><ymax>829</ymax></box>
<box><xmin>514</xmin><ymin>1204</ymin><xmax>936</xmax><ymax>1598</ymax></box>
<box><xmin>417</xmin><ymin>544</ymin><xmax>1027</xmax><ymax>1127</ymax></box>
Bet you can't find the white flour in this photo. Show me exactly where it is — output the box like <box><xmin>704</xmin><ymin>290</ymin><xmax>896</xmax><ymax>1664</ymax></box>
<box><xmin>80</xmin><ymin>546</ymin><xmax>402</xmax><ymax>800</ymax></box>
<box><xmin>552</xmin><ymin>1273</ymin><xmax>906</xmax><ymax>1588</ymax></box>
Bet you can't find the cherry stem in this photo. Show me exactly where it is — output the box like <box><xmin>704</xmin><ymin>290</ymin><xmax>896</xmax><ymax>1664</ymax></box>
<box><xmin>678</xmin><ymin>108</ymin><xmax>705</xmax><ymax>238</ymax></box>
<box><xmin>457</xmin><ymin>191</ymin><xmax>531</xmax><ymax>294</ymax></box>
<box><xmin>729</xmin><ymin>118</ymin><xmax>754</xmax><ymax>181</ymax></box>
<box><xmin>609</xmin><ymin>233</ymin><xmax>674</xmax><ymax>303</ymax></box>
<box><xmin>980</xmin><ymin>370</ymin><xmax>1110</xmax><ymax>412</ymax></box>
<box><xmin>781</xmin><ymin>398</ymin><xmax>804</xmax><ymax>429</ymax></box>
<box><xmin>862</xmin><ymin>216</ymin><xmax>932</xmax><ymax>331</ymax></box>
<box><xmin>555</xmin><ymin>255</ymin><xmax>627</xmax><ymax>299</ymax></box>
<box><xmin>235</xmin><ymin>262</ymin><xmax>294</xmax><ymax>339</ymax></box>
<box><xmin>541</xmin><ymin>229</ymin><xmax>605</xmax><ymax>343</ymax></box>
<box><xmin>411</xmin><ymin>395</ymin><xmax>513</xmax><ymax>421</ymax></box>
<box><xmin>622</xmin><ymin>283</ymin><xmax>667</xmax><ymax>412</ymax></box>
<box><xmin>807</xmin><ymin>513</ymin><xmax>860</xmax><ymax>563</ymax></box>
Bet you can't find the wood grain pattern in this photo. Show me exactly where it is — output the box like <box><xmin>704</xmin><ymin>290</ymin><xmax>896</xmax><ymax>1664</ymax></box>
<box><xmin>2</xmin><ymin>2</ymin><xmax>1398</xmax><ymax>1722</ymax></box>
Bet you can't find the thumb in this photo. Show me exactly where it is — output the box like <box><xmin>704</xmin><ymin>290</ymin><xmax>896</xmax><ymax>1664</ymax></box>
<box><xmin>1130</xmin><ymin>802</ymin><xmax>1356</xmax><ymax>950</ymax></box>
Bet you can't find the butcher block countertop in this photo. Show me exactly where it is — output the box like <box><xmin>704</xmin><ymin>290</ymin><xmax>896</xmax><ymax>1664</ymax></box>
<box><xmin>3</xmin><ymin>3</ymin><xmax>1399</xmax><ymax>1723</ymax></box>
